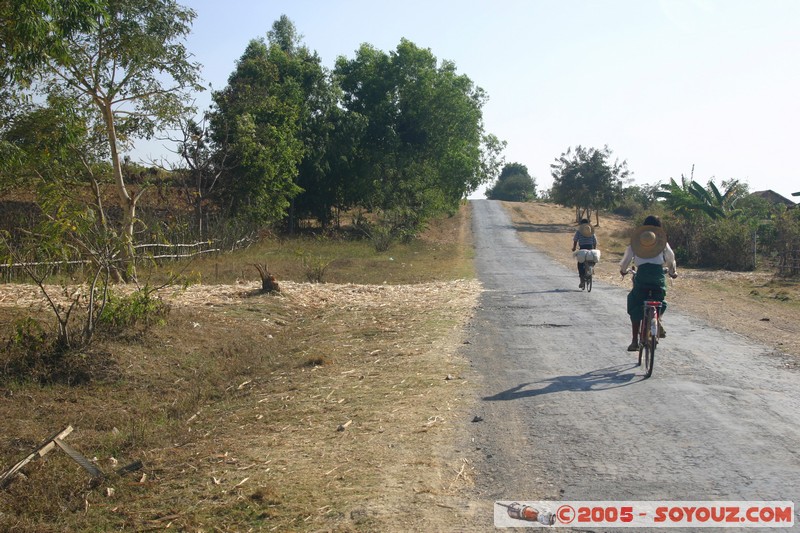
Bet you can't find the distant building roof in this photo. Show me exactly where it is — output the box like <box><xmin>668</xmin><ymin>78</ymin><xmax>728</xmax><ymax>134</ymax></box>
<box><xmin>750</xmin><ymin>190</ymin><xmax>796</xmax><ymax>207</ymax></box>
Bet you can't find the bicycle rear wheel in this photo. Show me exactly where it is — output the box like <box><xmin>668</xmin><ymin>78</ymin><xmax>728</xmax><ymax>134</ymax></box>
<box><xmin>585</xmin><ymin>263</ymin><xmax>594</xmax><ymax>292</ymax></box>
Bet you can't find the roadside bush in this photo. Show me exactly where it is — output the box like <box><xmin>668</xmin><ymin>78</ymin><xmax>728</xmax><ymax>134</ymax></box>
<box><xmin>98</xmin><ymin>286</ymin><xmax>170</xmax><ymax>332</ymax></box>
<box><xmin>772</xmin><ymin>209</ymin><xmax>800</xmax><ymax>276</ymax></box>
<box><xmin>694</xmin><ymin>218</ymin><xmax>754</xmax><ymax>270</ymax></box>
<box><xmin>611</xmin><ymin>198</ymin><xmax>642</xmax><ymax>218</ymax></box>
<box><xmin>0</xmin><ymin>317</ymin><xmax>114</xmax><ymax>385</ymax></box>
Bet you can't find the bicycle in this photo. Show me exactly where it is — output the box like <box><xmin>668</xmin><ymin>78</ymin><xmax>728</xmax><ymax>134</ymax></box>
<box><xmin>624</xmin><ymin>267</ymin><xmax>674</xmax><ymax>378</ymax></box>
<box><xmin>583</xmin><ymin>260</ymin><xmax>596</xmax><ymax>292</ymax></box>
<box><xmin>638</xmin><ymin>291</ymin><xmax>662</xmax><ymax>378</ymax></box>
<box><xmin>575</xmin><ymin>249</ymin><xmax>600</xmax><ymax>292</ymax></box>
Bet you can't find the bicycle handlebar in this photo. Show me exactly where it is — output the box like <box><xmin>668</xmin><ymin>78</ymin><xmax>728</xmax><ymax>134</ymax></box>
<box><xmin>622</xmin><ymin>267</ymin><xmax>678</xmax><ymax>279</ymax></box>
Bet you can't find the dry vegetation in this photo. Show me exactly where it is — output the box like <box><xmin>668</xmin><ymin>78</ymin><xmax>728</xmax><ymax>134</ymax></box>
<box><xmin>0</xmin><ymin>205</ymin><xmax>484</xmax><ymax>532</ymax></box>
<box><xmin>1</xmin><ymin>201</ymin><xmax>798</xmax><ymax>531</ymax></box>
<box><xmin>503</xmin><ymin>201</ymin><xmax>800</xmax><ymax>359</ymax></box>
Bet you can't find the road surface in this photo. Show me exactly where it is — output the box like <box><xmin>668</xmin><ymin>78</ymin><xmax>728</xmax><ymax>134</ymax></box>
<box><xmin>458</xmin><ymin>200</ymin><xmax>800</xmax><ymax>530</ymax></box>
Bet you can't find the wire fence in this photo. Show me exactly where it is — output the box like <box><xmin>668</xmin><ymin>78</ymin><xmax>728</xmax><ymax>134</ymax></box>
<box><xmin>774</xmin><ymin>249</ymin><xmax>800</xmax><ymax>277</ymax></box>
<box><xmin>0</xmin><ymin>241</ymin><xmax>220</xmax><ymax>283</ymax></box>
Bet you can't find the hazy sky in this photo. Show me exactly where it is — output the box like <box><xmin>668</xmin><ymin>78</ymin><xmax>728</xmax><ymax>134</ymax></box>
<box><xmin>141</xmin><ymin>0</ymin><xmax>800</xmax><ymax>201</ymax></box>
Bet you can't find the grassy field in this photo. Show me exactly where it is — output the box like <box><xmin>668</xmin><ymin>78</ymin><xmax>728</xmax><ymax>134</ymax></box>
<box><xmin>0</xmin><ymin>204</ymin><xmax>482</xmax><ymax>532</ymax></box>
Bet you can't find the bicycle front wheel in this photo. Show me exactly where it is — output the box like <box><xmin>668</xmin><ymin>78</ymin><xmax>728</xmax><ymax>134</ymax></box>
<box><xmin>637</xmin><ymin>314</ymin><xmax>647</xmax><ymax>366</ymax></box>
<box><xmin>586</xmin><ymin>275</ymin><xmax>593</xmax><ymax>292</ymax></box>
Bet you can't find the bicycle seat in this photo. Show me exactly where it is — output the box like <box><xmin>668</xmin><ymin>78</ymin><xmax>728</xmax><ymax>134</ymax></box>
<box><xmin>640</xmin><ymin>286</ymin><xmax>664</xmax><ymax>299</ymax></box>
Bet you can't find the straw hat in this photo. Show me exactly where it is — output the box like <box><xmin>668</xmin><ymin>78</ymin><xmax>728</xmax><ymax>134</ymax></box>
<box><xmin>578</xmin><ymin>224</ymin><xmax>593</xmax><ymax>238</ymax></box>
<box><xmin>630</xmin><ymin>225</ymin><xmax>667</xmax><ymax>258</ymax></box>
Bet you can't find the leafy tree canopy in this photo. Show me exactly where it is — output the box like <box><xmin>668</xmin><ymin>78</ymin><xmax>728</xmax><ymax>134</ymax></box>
<box><xmin>334</xmin><ymin>38</ymin><xmax>503</xmax><ymax>226</ymax></box>
<box><xmin>550</xmin><ymin>145</ymin><xmax>628</xmax><ymax>223</ymax></box>
<box><xmin>486</xmin><ymin>163</ymin><xmax>537</xmax><ymax>201</ymax></box>
<box><xmin>1</xmin><ymin>0</ymin><xmax>203</xmax><ymax>280</ymax></box>
<box><xmin>0</xmin><ymin>0</ymin><xmax>105</xmax><ymax>84</ymax></box>
<box><xmin>209</xmin><ymin>15</ymin><xmax>339</xmax><ymax>225</ymax></box>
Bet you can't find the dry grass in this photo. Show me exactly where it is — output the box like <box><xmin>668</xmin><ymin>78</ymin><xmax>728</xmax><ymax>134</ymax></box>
<box><xmin>0</xmin><ymin>205</ymin><xmax>482</xmax><ymax>532</ymax></box>
<box><xmin>3</xmin><ymin>200</ymin><xmax>797</xmax><ymax>531</ymax></box>
<box><xmin>502</xmin><ymin>201</ymin><xmax>800</xmax><ymax>358</ymax></box>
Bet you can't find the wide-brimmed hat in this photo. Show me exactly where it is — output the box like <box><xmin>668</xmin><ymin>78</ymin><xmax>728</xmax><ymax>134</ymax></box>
<box><xmin>630</xmin><ymin>225</ymin><xmax>667</xmax><ymax>258</ymax></box>
<box><xmin>578</xmin><ymin>224</ymin><xmax>593</xmax><ymax>238</ymax></box>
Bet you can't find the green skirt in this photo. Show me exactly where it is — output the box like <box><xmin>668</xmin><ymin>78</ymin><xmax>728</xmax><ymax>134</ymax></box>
<box><xmin>627</xmin><ymin>263</ymin><xmax>667</xmax><ymax>321</ymax></box>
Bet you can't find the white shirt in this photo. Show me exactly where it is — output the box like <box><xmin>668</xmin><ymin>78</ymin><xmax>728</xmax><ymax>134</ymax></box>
<box><xmin>619</xmin><ymin>243</ymin><xmax>677</xmax><ymax>276</ymax></box>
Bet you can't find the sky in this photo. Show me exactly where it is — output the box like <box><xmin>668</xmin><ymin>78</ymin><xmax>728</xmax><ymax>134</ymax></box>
<box><xmin>138</xmin><ymin>0</ymin><xmax>800</xmax><ymax>202</ymax></box>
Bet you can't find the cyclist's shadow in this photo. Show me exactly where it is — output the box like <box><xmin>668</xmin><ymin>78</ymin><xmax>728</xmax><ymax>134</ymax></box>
<box><xmin>483</xmin><ymin>363</ymin><xmax>640</xmax><ymax>401</ymax></box>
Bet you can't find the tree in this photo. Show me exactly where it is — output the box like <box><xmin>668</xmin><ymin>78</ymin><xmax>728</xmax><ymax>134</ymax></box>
<box><xmin>2</xmin><ymin>0</ymin><xmax>203</xmax><ymax>279</ymax></box>
<box><xmin>613</xmin><ymin>183</ymin><xmax>662</xmax><ymax>216</ymax></box>
<box><xmin>486</xmin><ymin>163</ymin><xmax>537</xmax><ymax>201</ymax></box>
<box><xmin>168</xmin><ymin>116</ymin><xmax>230</xmax><ymax>239</ymax></box>
<box><xmin>209</xmin><ymin>25</ymin><xmax>306</xmax><ymax>225</ymax></box>
<box><xmin>265</xmin><ymin>16</ymin><xmax>346</xmax><ymax>230</ymax></box>
<box><xmin>550</xmin><ymin>145</ymin><xmax>628</xmax><ymax>225</ymax></box>
<box><xmin>0</xmin><ymin>101</ymin><xmax>118</xmax><ymax>350</ymax></box>
<box><xmin>335</xmin><ymin>39</ymin><xmax>503</xmax><ymax>231</ymax></box>
<box><xmin>294</xmin><ymin>104</ymin><xmax>368</xmax><ymax>228</ymax></box>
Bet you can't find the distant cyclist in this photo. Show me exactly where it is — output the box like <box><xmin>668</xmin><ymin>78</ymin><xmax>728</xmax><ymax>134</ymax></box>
<box><xmin>619</xmin><ymin>215</ymin><xmax>678</xmax><ymax>351</ymax></box>
<box><xmin>571</xmin><ymin>218</ymin><xmax>597</xmax><ymax>290</ymax></box>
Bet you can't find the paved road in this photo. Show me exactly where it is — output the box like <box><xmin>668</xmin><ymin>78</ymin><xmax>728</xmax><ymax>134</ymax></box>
<box><xmin>459</xmin><ymin>200</ymin><xmax>800</xmax><ymax>530</ymax></box>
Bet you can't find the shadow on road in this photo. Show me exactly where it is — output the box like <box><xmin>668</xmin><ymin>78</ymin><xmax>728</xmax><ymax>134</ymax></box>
<box><xmin>482</xmin><ymin>364</ymin><xmax>641</xmax><ymax>401</ymax></box>
<box><xmin>516</xmin><ymin>289</ymin><xmax>587</xmax><ymax>295</ymax></box>
<box><xmin>513</xmin><ymin>221</ymin><xmax>573</xmax><ymax>233</ymax></box>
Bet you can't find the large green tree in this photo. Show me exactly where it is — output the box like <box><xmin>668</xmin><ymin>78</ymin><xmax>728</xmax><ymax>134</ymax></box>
<box><xmin>1</xmin><ymin>0</ymin><xmax>202</xmax><ymax>278</ymax></box>
<box><xmin>335</xmin><ymin>39</ymin><xmax>503</xmax><ymax>228</ymax></box>
<box><xmin>550</xmin><ymin>145</ymin><xmax>628</xmax><ymax>225</ymax></box>
<box><xmin>209</xmin><ymin>17</ymin><xmax>314</xmax><ymax>225</ymax></box>
<box><xmin>268</xmin><ymin>16</ymin><xmax>345</xmax><ymax>230</ymax></box>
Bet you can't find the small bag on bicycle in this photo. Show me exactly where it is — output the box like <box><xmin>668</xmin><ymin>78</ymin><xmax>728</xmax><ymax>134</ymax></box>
<box><xmin>585</xmin><ymin>250</ymin><xmax>601</xmax><ymax>263</ymax></box>
<box><xmin>574</xmin><ymin>250</ymin><xmax>589</xmax><ymax>263</ymax></box>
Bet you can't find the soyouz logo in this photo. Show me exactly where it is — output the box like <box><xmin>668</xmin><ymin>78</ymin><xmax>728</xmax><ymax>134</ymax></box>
<box><xmin>494</xmin><ymin>501</ymin><xmax>795</xmax><ymax>528</ymax></box>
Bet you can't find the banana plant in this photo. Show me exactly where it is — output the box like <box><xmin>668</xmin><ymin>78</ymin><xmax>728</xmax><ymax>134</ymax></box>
<box><xmin>656</xmin><ymin>175</ymin><xmax>744</xmax><ymax>220</ymax></box>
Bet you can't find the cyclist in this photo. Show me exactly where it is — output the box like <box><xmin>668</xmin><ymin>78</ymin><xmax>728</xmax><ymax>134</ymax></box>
<box><xmin>619</xmin><ymin>215</ymin><xmax>678</xmax><ymax>351</ymax></box>
<box><xmin>571</xmin><ymin>218</ymin><xmax>597</xmax><ymax>290</ymax></box>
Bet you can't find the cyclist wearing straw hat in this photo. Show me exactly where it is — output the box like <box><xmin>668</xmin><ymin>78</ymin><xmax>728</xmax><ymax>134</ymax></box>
<box><xmin>571</xmin><ymin>218</ymin><xmax>597</xmax><ymax>290</ymax></box>
<box><xmin>619</xmin><ymin>215</ymin><xmax>678</xmax><ymax>351</ymax></box>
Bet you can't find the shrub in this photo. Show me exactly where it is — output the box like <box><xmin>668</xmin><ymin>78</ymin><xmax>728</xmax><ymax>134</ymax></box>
<box><xmin>1</xmin><ymin>318</ymin><xmax>49</xmax><ymax>380</ymax></box>
<box><xmin>98</xmin><ymin>286</ymin><xmax>170</xmax><ymax>331</ymax></box>
<box><xmin>295</xmin><ymin>250</ymin><xmax>331</xmax><ymax>283</ymax></box>
<box><xmin>694</xmin><ymin>219</ymin><xmax>753</xmax><ymax>270</ymax></box>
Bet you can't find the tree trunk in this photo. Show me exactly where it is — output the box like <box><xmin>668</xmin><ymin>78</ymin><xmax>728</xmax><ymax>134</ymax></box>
<box><xmin>100</xmin><ymin>102</ymin><xmax>137</xmax><ymax>281</ymax></box>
